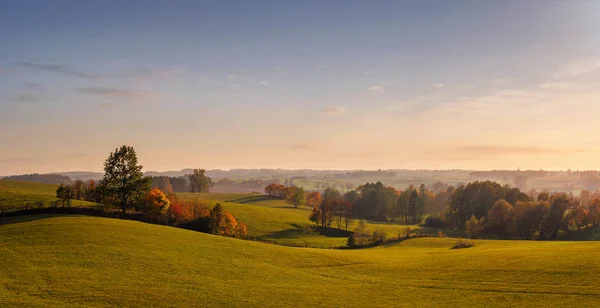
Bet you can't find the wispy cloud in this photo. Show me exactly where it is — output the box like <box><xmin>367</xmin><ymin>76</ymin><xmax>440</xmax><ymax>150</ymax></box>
<box><xmin>322</xmin><ymin>107</ymin><xmax>347</xmax><ymax>116</ymax></box>
<box><xmin>290</xmin><ymin>144</ymin><xmax>315</xmax><ymax>150</ymax></box>
<box><xmin>368</xmin><ymin>81</ymin><xmax>394</xmax><ymax>92</ymax></box>
<box><xmin>433</xmin><ymin>83</ymin><xmax>444</xmax><ymax>89</ymax></box>
<box><xmin>75</xmin><ymin>86</ymin><xmax>151</xmax><ymax>98</ymax></box>
<box><xmin>455</xmin><ymin>145</ymin><xmax>563</xmax><ymax>155</ymax></box>
<box><xmin>25</xmin><ymin>83</ymin><xmax>45</xmax><ymax>92</ymax></box>
<box><xmin>16</xmin><ymin>62</ymin><xmax>98</xmax><ymax>79</ymax></box>
<box><xmin>13</xmin><ymin>92</ymin><xmax>37</xmax><ymax>103</ymax></box>
<box><xmin>553</xmin><ymin>58</ymin><xmax>600</xmax><ymax>79</ymax></box>
<box><xmin>259</xmin><ymin>80</ymin><xmax>270</xmax><ymax>86</ymax></box>
<box><xmin>538</xmin><ymin>82</ymin><xmax>571</xmax><ymax>90</ymax></box>
<box><xmin>98</xmin><ymin>102</ymin><xmax>115</xmax><ymax>109</ymax></box>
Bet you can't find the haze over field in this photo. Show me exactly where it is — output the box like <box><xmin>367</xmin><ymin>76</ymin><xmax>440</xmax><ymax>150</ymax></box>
<box><xmin>2</xmin><ymin>1</ymin><xmax>600</xmax><ymax>175</ymax></box>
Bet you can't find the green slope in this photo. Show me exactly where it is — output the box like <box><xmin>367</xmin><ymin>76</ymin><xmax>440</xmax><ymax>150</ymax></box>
<box><xmin>0</xmin><ymin>180</ymin><xmax>97</xmax><ymax>211</ymax></box>
<box><xmin>1</xmin><ymin>215</ymin><xmax>600</xmax><ymax>307</ymax></box>
<box><xmin>179</xmin><ymin>192</ymin><xmax>459</xmax><ymax>247</ymax></box>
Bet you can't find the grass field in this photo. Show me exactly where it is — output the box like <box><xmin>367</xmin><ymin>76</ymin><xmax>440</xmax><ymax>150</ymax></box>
<box><xmin>0</xmin><ymin>180</ymin><xmax>97</xmax><ymax>211</ymax></box>
<box><xmin>178</xmin><ymin>192</ymin><xmax>457</xmax><ymax>247</ymax></box>
<box><xmin>1</xmin><ymin>215</ymin><xmax>599</xmax><ymax>307</ymax></box>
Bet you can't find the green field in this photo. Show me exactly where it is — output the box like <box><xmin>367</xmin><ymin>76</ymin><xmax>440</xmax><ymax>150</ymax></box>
<box><xmin>178</xmin><ymin>192</ymin><xmax>456</xmax><ymax>247</ymax></box>
<box><xmin>1</xmin><ymin>215</ymin><xmax>599</xmax><ymax>307</ymax></box>
<box><xmin>0</xmin><ymin>180</ymin><xmax>97</xmax><ymax>211</ymax></box>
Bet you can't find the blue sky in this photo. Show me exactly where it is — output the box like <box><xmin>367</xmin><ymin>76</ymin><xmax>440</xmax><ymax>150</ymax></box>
<box><xmin>1</xmin><ymin>1</ymin><xmax>600</xmax><ymax>174</ymax></box>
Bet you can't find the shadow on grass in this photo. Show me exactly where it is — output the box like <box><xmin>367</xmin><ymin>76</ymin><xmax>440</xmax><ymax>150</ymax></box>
<box><xmin>225</xmin><ymin>195</ymin><xmax>271</xmax><ymax>204</ymax></box>
<box><xmin>263</xmin><ymin>223</ymin><xmax>352</xmax><ymax>240</ymax></box>
<box><xmin>0</xmin><ymin>214</ymin><xmax>68</xmax><ymax>226</ymax></box>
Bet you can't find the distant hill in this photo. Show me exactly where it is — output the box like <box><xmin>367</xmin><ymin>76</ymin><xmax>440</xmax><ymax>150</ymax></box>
<box><xmin>2</xmin><ymin>173</ymin><xmax>73</xmax><ymax>185</ymax></box>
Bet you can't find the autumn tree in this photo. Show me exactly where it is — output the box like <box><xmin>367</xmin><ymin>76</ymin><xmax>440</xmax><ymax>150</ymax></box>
<box><xmin>586</xmin><ymin>198</ymin><xmax>600</xmax><ymax>228</ymax></box>
<box><xmin>189</xmin><ymin>169</ymin><xmax>214</xmax><ymax>193</ymax></box>
<box><xmin>485</xmin><ymin>199</ymin><xmax>515</xmax><ymax>239</ymax></box>
<box><xmin>306</xmin><ymin>192</ymin><xmax>322</xmax><ymax>208</ymax></box>
<box><xmin>144</xmin><ymin>188</ymin><xmax>171</xmax><ymax>221</ymax></box>
<box><xmin>101</xmin><ymin>145</ymin><xmax>152</xmax><ymax>214</ymax></box>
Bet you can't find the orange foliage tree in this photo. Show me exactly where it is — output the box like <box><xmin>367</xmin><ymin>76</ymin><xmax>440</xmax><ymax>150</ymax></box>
<box><xmin>145</xmin><ymin>188</ymin><xmax>171</xmax><ymax>220</ymax></box>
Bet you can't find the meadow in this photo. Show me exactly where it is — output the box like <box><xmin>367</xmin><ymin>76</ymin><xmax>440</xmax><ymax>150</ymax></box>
<box><xmin>0</xmin><ymin>180</ymin><xmax>96</xmax><ymax>211</ymax></box>
<box><xmin>1</xmin><ymin>215</ymin><xmax>599</xmax><ymax>307</ymax></box>
<box><xmin>178</xmin><ymin>192</ymin><xmax>461</xmax><ymax>247</ymax></box>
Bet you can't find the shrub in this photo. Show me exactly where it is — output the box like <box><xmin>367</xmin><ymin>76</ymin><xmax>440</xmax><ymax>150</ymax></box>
<box><xmin>424</xmin><ymin>214</ymin><xmax>446</xmax><ymax>228</ymax></box>
<box><xmin>371</xmin><ymin>228</ymin><xmax>387</xmax><ymax>244</ymax></box>
<box><xmin>452</xmin><ymin>238</ymin><xmax>475</xmax><ymax>249</ymax></box>
<box><xmin>347</xmin><ymin>220</ymin><xmax>371</xmax><ymax>247</ymax></box>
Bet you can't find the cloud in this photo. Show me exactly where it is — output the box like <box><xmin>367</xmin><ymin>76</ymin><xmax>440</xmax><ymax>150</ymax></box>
<box><xmin>433</xmin><ymin>83</ymin><xmax>444</xmax><ymax>89</ymax></box>
<box><xmin>25</xmin><ymin>83</ymin><xmax>45</xmax><ymax>92</ymax></box>
<box><xmin>16</xmin><ymin>62</ymin><xmax>98</xmax><ymax>79</ymax></box>
<box><xmin>362</xmin><ymin>71</ymin><xmax>373</xmax><ymax>75</ymax></box>
<box><xmin>455</xmin><ymin>145</ymin><xmax>563</xmax><ymax>156</ymax></box>
<box><xmin>259</xmin><ymin>80</ymin><xmax>270</xmax><ymax>86</ymax></box>
<box><xmin>99</xmin><ymin>102</ymin><xmax>115</xmax><ymax>109</ymax></box>
<box><xmin>0</xmin><ymin>157</ymin><xmax>36</xmax><ymax>164</ymax></box>
<box><xmin>538</xmin><ymin>82</ymin><xmax>571</xmax><ymax>90</ymax></box>
<box><xmin>317</xmin><ymin>65</ymin><xmax>328</xmax><ymax>69</ymax></box>
<box><xmin>75</xmin><ymin>86</ymin><xmax>150</xmax><ymax>98</ymax></box>
<box><xmin>63</xmin><ymin>153</ymin><xmax>87</xmax><ymax>159</ymax></box>
<box><xmin>369</xmin><ymin>81</ymin><xmax>394</xmax><ymax>92</ymax></box>
<box><xmin>553</xmin><ymin>58</ymin><xmax>600</xmax><ymax>79</ymax></box>
<box><xmin>14</xmin><ymin>92</ymin><xmax>37</xmax><ymax>103</ymax></box>
<box><xmin>322</xmin><ymin>107</ymin><xmax>346</xmax><ymax>115</ymax></box>
<box><xmin>290</xmin><ymin>144</ymin><xmax>315</xmax><ymax>150</ymax></box>
<box><xmin>228</xmin><ymin>74</ymin><xmax>243</xmax><ymax>82</ymax></box>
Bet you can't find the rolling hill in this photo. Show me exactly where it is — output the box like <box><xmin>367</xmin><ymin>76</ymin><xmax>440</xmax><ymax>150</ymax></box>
<box><xmin>178</xmin><ymin>192</ymin><xmax>458</xmax><ymax>248</ymax></box>
<box><xmin>0</xmin><ymin>180</ymin><xmax>97</xmax><ymax>212</ymax></box>
<box><xmin>1</xmin><ymin>215</ymin><xmax>600</xmax><ymax>307</ymax></box>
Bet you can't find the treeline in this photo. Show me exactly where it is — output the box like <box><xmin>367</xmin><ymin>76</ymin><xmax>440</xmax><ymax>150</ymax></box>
<box><xmin>469</xmin><ymin>170</ymin><xmax>548</xmax><ymax>179</ymax></box>
<box><xmin>436</xmin><ymin>181</ymin><xmax>600</xmax><ymax>240</ymax></box>
<box><xmin>3</xmin><ymin>173</ymin><xmax>73</xmax><ymax>185</ymax></box>
<box><xmin>272</xmin><ymin>179</ymin><xmax>600</xmax><ymax>241</ymax></box>
<box><xmin>151</xmin><ymin>169</ymin><xmax>214</xmax><ymax>193</ymax></box>
<box><xmin>265</xmin><ymin>181</ymin><xmax>452</xmax><ymax>229</ymax></box>
<box><xmin>264</xmin><ymin>184</ymin><xmax>307</xmax><ymax>207</ymax></box>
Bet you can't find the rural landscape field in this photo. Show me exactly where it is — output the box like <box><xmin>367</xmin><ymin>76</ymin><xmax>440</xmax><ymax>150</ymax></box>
<box><xmin>3</xmin><ymin>1</ymin><xmax>600</xmax><ymax>307</ymax></box>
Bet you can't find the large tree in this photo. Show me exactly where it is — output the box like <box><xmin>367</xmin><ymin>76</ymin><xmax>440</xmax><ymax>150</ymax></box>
<box><xmin>189</xmin><ymin>169</ymin><xmax>214</xmax><ymax>193</ymax></box>
<box><xmin>101</xmin><ymin>145</ymin><xmax>151</xmax><ymax>214</ymax></box>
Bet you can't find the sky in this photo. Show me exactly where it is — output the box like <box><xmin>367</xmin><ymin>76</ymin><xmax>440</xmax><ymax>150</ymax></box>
<box><xmin>1</xmin><ymin>0</ymin><xmax>600</xmax><ymax>175</ymax></box>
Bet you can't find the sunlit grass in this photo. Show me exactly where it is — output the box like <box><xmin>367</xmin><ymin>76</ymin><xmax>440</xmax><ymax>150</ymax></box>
<box><xmin>1</xmin><ymin>215</ymin><xmax>599</xmax><ymax>307</ymax></box>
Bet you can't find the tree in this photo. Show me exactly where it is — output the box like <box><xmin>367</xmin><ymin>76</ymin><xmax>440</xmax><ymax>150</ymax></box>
<box><xmin>189</xmin><ymin>169</ymin><xmax>214</xmax><ymax>193</ymax></box>
<box><xmin>485</xmin><ymin>199</ymin><xmax>515</xmax><ymax>239</ymax></box>
<box><xmin>286</xmin><ymin>186</ymin><xmax>306</xmax><ymax>208</ymax></box>
<box><xmin>586</xmin><ymin>198</ymin><xmax>600</xmax><ymax>228</ymax></box>
<box><xmin>306</xmin><ymin>192</ymin><xmax>322</xmax><ymax>208</ymax></box>
<box><xmin>73</xmin><ymin>180</ymin><xmax>84</xmax><ymax>200</ymax></box>
<box><xmin>101</xmin><ymin>145</ymin><xmax>152</xmax><ymax>214</ymax></box>
<box><xmin>56</xmin><ymin>184</ymin><xmax>73</xmax><ymax>207</ymax></box>
<box><xmin>348</xmin><ymin>220</ymin><xmax>371</xmax><ymax>247</ymax></box>
<box><xmin>465</xmin><ymin>215</ymin><xmax>483</xmax><ymax>238</ymax></box>
<box><xmin>209</xmin><ymin>203</ymin><xmax>225</xmax><ymax>235</ymax></box>
<box><xmin>144</xmin><ymin>188</ymin><xmax>171</xmax><ymax>220</ymax></box>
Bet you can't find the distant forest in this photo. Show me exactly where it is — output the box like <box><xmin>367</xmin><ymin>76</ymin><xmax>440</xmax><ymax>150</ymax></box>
<box><xmin>2</xmin><ymin>174</ymin><xmax>73</xmax><ymax>185</ymax></box>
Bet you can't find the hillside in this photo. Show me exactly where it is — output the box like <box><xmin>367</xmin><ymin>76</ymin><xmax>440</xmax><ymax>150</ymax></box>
<box><xmin>179</xmin><ymin>193</ymin><xmax>458</xmax><ymax>247</ymax></box>
<box><xmin>0</xmin><ymin>180</ymin><xmax>96</xmax><ymax>212</ymax></box>
<box><xmin>1</xmin><ymin>215</ymin><xmax>600</xmax><ymax>307</ymax></box>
